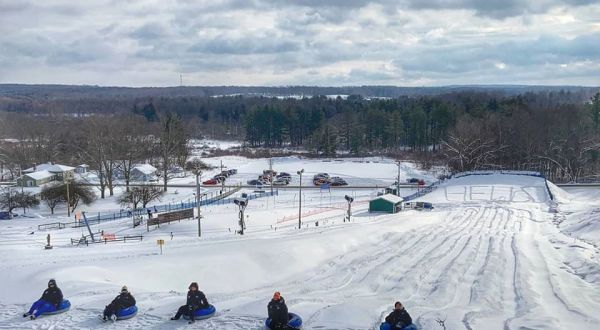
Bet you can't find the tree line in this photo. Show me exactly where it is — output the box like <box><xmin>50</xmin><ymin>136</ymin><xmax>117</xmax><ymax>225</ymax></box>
<box><xmin>1</xmin><ymin>90</ymin><xmax>600</xmax><ymax>183</ymax></box>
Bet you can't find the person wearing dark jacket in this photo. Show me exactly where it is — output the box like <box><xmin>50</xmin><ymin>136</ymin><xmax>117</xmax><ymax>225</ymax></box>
<box><xmin>267</xmin><ymin>291</ymin><xmax>289</xmax><ymax>330</ymax></box>
<box><xmin>102</xmin><ymin>286</ymin><xmax>136</xmax><ymax>322</ymax></box>
<box><xmin>23</xmin><ymin>279</ymin><xmax>64</xmax><ymax>319</ymax></box>
<box><xmin>385</xmin><ymin>301</ymin><xmax>414</xmax><ymax>330</ymax></box>
<box><xmin>170</xmin><ymin>282</ymin><xmax>209</xmax><ymax>324</ymax></box>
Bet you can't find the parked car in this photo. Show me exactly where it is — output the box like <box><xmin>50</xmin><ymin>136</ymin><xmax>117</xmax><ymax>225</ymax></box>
<box><xmin>313</xmin><ymin>178</ymin><xmax>330</xmax><ymax>186</ymax></box>
<box><xmin>213</xmin><ymin>175</ymin><xmax>226</xmax><ymax>182</ymax></box>
<box><xmin>0</xmin><ymin>211</ymin><xmax>17</xmax><ymax>220</ymax></box>
<box><xmin>313</xmin><ymin>173</ymin><xmax>330</xmax><ymax>180</ymax></box>
<box><xmin>247</xmin><ymin>179</ymin><xmax>263</xmax><ymax>186</ymax></box>
<box><xmin>406</xmin><ymin>178</ymin><xmax>420</xmax><ymax>183</ymax></box>
<box><xmin>228</xmin><ymin>169</ymin><xmax>238</xmax><ymax>175</ymax></box>
<box><xmin>330</xmin><ymin>177</ymin><xmax>348</xmax><ymax>186</ymax></box>
<box><xmin>273</xmin><ymin>178</ymin><xmax>289</xmax><ymax>185</ymax></box>
<box><xmin>263</xmin><ymin>169</ymin><xmax>277</xmax><ymax>176</ymax></box>
<box><xmin>258</xmin><ymin>174</ymin><xmax>272</xmax><ymax>183</ymax></box>
<box><xmin>219</xmin><ymin>171</ymin><xmax>230</xmax><ymax>178</ymax></box>
<box><xmin>203</xmin><ymin>179</ymin><xmax>218</xmax><ymax>185</ymax></box>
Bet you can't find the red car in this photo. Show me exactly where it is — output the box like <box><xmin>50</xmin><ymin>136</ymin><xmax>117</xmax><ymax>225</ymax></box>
<box><xmin>203</xmin><ymin>179</ymin><xmax>217</xmax><ymax>185</ymax></box>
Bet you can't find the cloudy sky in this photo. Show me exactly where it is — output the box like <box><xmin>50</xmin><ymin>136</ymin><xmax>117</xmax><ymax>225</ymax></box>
<box><xmin>1</xmin><ymin>0</ymin><xmax>599</xmax><ymax>87</ymax></box>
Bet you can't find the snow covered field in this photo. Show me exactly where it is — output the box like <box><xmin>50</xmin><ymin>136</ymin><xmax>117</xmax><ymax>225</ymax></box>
<box><xmin>1</xmin><ymin>168</ymin><xmax>599</xmax><ymax>329</ymax></box>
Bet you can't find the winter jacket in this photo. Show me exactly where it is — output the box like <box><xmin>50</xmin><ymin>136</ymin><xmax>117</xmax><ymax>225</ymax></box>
<box><xmin>267</xmin><ymin>297</ymin><xmax>288</xmax><ymax>327</ymax></box>
<box><xmin>111</xmin><ymin>292</ymin><xmax>136</xmax><ymax>309</ymax></box>
<box><xmin>385</xmin><ymin>308</ymin><xmax>413</xmax><ymax>329</ymax></box>
<box><xmin>186</xmin><ymin>290</ymin><xmax>208</xmax><ymax>310</ymax></box>
<box><xmin>41</xmin><ymin>287</ymin><xmax>63</xmax><ymax>307</ymax></box>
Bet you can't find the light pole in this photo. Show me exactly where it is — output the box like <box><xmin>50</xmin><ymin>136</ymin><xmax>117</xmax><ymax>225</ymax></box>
<box><xmin>344</xmin><ymin>195</ymin><xmax>354</xmax><ymax>222</ymax></box>
<box><xmin>193</xmin><ymin>164</ymin><xmax>203</xmax><ymax>238</ymax></box>
<box><xmin>396</xmin><ymin>160</ymin><xmax>401</xmax><ymax>197</ymax></box>
<box><xmin>64</xmin><ymin>172</ymin><xmax>73</xmax><ymax>218</ymax></box>
<box><xmin>297</xmin><ymin>169</ymin><xmax>304</xmax><ymax>229</ymax></box>
<box><xmin>234</xmin><ymin>197</ymin><xmax>248</xmax><ymax>235</ymax></box>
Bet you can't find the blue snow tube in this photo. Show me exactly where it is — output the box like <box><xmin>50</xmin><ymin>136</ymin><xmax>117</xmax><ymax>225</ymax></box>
<box><xmin>115</xmin><ymin>305</ymin><xmax>138</xmax><ymax>320</ymax></box>
<box><xmin>380</xmin><ymin>323</ymin><xmax>417</xmax><ymax>330</ymax></box>
<box><xmin>265</xmin><ymin>313</ymin><xmax>303</xmax><ymax>329</ymax></box>
<box><xmin>183</xmin><ymin>305</ymin><xmax>216</xmax><ymax>320</ymax></box>
<box><xmin>42</xmin><ymin>300</ymin><xmax>71</xmax><ymax>315</ymax></box>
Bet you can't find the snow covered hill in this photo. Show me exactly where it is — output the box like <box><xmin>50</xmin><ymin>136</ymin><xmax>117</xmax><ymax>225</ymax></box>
<box><xmin>0</xmin><ymin>173</ymin><xmax>598</xmax><ymax>329</ymax></box>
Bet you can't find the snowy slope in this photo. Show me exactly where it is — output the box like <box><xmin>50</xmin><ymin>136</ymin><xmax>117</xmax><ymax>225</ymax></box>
<box><xmin>0</xmin><ymin>174</ymin><xmax>599</xmax><ymax>329</ymax></box>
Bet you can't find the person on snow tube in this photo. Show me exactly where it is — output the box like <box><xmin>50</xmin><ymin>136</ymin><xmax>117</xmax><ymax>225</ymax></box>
<box><xmin>267</xmin><ymin>291</ymin><xmax>289</xmax><ymax>330</ymax></box>
<box><xmin>102</xmin><ymin>286</ymin><xmax>136</xmax><ymax>322</ymax></box>
<box><xmin>170</xmin><ymin>282</ymin><xmax>209</xmax><ymax>324</ymax></box>
<box><xmin>23</xmin><ymin>279</ymin><xmax>64</xmax><ymax>320</ymax></box>
<box><xmin>385</xmin><ymin>301</ymin><xmax>414</xmax><ymax>330</ymax></box>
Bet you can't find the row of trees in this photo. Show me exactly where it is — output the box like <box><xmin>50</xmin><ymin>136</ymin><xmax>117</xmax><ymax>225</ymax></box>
<box><xmin>442</xmin><ymin>94</ymin><xmax>600</xmax><ymax>182</ymax></box>
<box><xmin>2</xmin><ymin>90</ymin><xmax>599</xmax><ymax>183</ymax></box>
<box><xmin>0</xmin><ymin>182</ymin><xmax>163</xmax><ymax>216</ymax></box>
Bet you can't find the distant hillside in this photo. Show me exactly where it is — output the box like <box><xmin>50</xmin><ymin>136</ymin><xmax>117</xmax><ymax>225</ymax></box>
<box><xmin>0</xmin><ymin>84</ymin><xmax>598</xmax><ymax>100</ymax></box>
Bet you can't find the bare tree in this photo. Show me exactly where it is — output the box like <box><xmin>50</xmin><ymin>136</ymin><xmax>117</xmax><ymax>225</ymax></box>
<box><xmin>0</xmin><ymin>188</ymin><xmax>39</xmax><ymax>215</ymax></box>
<box><xmin>119</xmin><ymin>185</ymin><xmax>163</xmax><ymax>209</ymax></box>
<box><xmin>442</xmin><ymin>116</ymin><xmax>506</xmax><ymax>172</ymax></box>
<box><xmin>40</xmin><ymin>182</ymin><xmax>95</xmax><ymax>213</ymax></box>
<box><xmin>156</xmin><ymin>112</ymin><xmax>189</xmax><ymax>192</ymax></box>
<box><xmin>40</xmin><ymin>183</ymin><xmax>64</xmax><ymax>214</ymax></box>
<box><xmin>115</xmin><ymin>115</ymin><xmax>151</xmax><ymax>192</ymax></box>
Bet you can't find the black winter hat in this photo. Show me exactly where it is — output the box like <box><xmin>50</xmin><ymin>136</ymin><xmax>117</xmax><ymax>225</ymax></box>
<box><xmin>48</xmin><ymin>279</ymin><xmax>56</xmax><ymax>287</ymax></box>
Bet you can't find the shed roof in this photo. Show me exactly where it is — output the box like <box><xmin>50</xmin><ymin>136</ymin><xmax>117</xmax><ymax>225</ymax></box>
<box><xmin>24</xmin><ymin>170</ymin><xmax>54</xmax><ymax>180</ymax></box>
<box><xmin>24</xmin><ymin>163</ymin><xmax>75</xmax><ymax>173</ymax></box>
<box><xmin>372</xmin><ymin>194</ymin><xmax>404</xmax><ymax>204</ymax></box>
<box><xmin>133</xmin><ymin>164</ymin><xmax>157</xmax><ymax>175</ymax></box>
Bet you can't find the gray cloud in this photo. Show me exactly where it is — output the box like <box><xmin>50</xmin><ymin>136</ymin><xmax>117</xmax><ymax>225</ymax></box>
<box><xmin>0</xmin><ymin>0</ymin><xmax>599</xmax><ymax>86</ymax></box>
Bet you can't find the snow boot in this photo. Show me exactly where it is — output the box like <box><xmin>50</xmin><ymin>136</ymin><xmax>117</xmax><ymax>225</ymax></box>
<box><xmin>30</xmin><ymin>315</ymin><xmax>36</xmax><ymax>320</ymax></box>
<box><xmin>23</xmin><ymin>312</ymin><xmax>30</xmax><ymax>318</ymax></box>
<box><xmin>188</xmin><ymin>319</ymin><xmax>195</xmax><ymax>324</ymax></box>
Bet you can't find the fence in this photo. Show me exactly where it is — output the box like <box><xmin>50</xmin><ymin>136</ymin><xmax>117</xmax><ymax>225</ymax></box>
<box><xmin>71</xmin><ymin>235</ymin><xmax>143</xmax><ymax>246</ymax></box>
<box><xmin>38</xmin><ymin>187</ymin><xmax>277</xmax><ymax>231</ymax></box>
<box><xmin>450</xmin><ymin>170</ymin><xmax>554</xmax><ymax>201</ymax></box>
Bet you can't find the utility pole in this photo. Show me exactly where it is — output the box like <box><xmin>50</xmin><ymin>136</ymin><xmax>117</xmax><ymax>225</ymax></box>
<box><xmin>19</xmin><ymin>165</ymin><xmax>24</xmax><ymax>214</ymax></box>
<box><xmin>65</xmin><ymin>172</ymin><xmax>73</xmax><ymax>218</ymax></box>
<box><xmin>220</xmin><ymin>160</ymin><xmax>225</xmax><ymax>195</ymax></box>
<box><xmin>396</xmin><ymin>160</ymin><xmax>401</xmax><ymax>197</ymax></box>
<box><xmin>297</xmin><ymin>169</ymin><xmax>304</xmax><ymax>229</ymax></box>
<box><xmin>269</xmin><ymin>156</ymin><xmax>273</xmax><ymax>195</ymax></box>
<box><xmin>194</xmin><ymin>164</ymin><xmax>202</xmax><ymax>237</ymax></box>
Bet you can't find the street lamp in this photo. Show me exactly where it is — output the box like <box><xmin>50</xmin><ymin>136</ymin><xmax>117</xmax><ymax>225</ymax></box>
<box><xmin>297</xmin><ymin>169</ymin><xmax>304</xmax><ymax>229</ymax></box>
<box><xmin>344</xmin><ymin>195</ymin><xmax>354</xmax><ymax>222</ymax></box>
<box><xmin>193</xmin><ymin>166</ymin><xmax>203</xmax><ymax>238</ymax></box>
<box><xmin>234</xmin><ymin>197</ymin><xmax>248</xmax><ymax>235</ymax></box>
<box><xmin>396</xmin><ymin>160</ymin><xmax>401</xmax><ymax>197</ymax></box>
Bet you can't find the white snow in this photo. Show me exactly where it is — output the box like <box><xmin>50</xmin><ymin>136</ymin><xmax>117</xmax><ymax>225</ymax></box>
<box><xmin>23</xmin><ymin>170</ymin><xmax>54</xmax><ymax>181</ymax></box>
<box><xmin>1</xmin><ymin>166</ymin><xmax>599</xmax><ymax>329</ymax></box>
<box><xmin>373</xmin><ymin>194</ymin><xmax>404</xmax><ymax>203</ymax></box>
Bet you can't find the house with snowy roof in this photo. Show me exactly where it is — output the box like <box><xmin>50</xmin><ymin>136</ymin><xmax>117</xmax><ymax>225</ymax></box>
<box><xmin>130</xmin><ymin>164</ymin><xmax>158</xmax><ymax>182</ymax></box>
<box><xmin>18</xmin><ymin>162</ymin><xmax>76</xmax><ymax>187</ymax></box>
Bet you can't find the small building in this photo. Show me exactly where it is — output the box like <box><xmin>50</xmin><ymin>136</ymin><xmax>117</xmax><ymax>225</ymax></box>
<box><xmin>17</xmin><ymin>170</ymin><xmax>55</xmax><ymax>187</ymax></box>
<box><xmin>75</xmin><ymin>164</ymin><xmax>89</xmax><ymax>174</ymax></box>
<box><xmin>131</xmin><ymin>164</ymin><xmax>158</xmax><ymax>182</ymax></box>
<box><xmin>23</xmin><ymin>162</ymin><xmax>75</xmax><ymax>181</ymax></box>
<box><xmin>369</xmin><ymin>194</ymin><xmax>404</xmax><ymax>213</ymax></box>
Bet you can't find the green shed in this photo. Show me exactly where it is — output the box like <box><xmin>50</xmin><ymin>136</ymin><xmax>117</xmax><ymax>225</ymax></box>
<box><xmin>369</xmin><ymin>194</ymin><xmax>404</xmax><ymax>213</ymax></box>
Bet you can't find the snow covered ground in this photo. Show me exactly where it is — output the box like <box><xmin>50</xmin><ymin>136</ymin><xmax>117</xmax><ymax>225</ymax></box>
<box><xmin>1</xmin><ymin>170</ymin><xmax>599</xmax><ymax>329</ymax></box>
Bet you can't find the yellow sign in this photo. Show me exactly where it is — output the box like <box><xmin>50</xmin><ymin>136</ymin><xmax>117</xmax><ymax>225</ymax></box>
<box><xmin>157</xmin><ymin>239</ymin><xmax>165</xmax><ymax>245</ymax></box>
